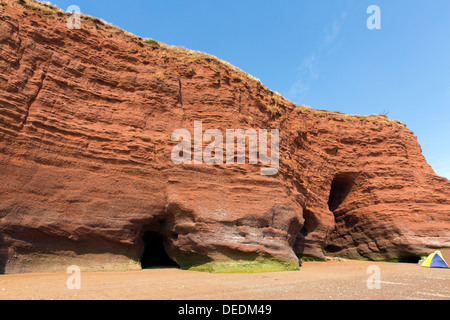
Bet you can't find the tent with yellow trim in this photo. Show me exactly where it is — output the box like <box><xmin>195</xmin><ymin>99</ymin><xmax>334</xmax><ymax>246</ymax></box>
<box><xmin>420</xmin><ymin>251</ymin><xmax>449</xmax><ymax>269</ymax></box>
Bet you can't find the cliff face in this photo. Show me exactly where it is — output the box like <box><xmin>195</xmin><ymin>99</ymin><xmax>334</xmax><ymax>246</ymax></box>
<box><xmin>0</xmin><ymin>0</ymin><xmax>449</xmax><ymax>274</ymax></box>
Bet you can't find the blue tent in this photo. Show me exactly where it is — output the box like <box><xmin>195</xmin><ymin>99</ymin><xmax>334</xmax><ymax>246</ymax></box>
<box><xmin>421</xmin><ymin>251</ymin><xmax>449</xmax><ymax>269</ymax></box>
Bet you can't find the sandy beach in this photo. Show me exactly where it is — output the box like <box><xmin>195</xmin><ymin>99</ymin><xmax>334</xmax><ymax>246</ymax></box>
<box><xmin>1</xmin><ymin>258</ymin><xmax>449</xmax><ymax>300</ymax></box>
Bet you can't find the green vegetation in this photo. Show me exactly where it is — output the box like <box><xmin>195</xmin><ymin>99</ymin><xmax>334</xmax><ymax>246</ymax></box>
<box><xmin>145</xmin><ymin>39</ymin><xmax>160</xmax><ymax>47</ymax></box>
<box><xmin>324</xmin><ymin>250</ymin><xmax>427</xmax><ymax>263</ymax></box>
<box><xmin>153</xmin><ymin>71</ymin><xmax>165</xmax><ymax>81</ymax></box>
<box><xmin>184</xmin><ymin>257</ymin><xmax>299</xmax><ymax>273</ymax></box>
<box><xmin>20</xmin><ymin>0</ymin><xmax>64</xmax><ymax>15</ymax></box>
<box><xmin>266</xmin><ymin>104</ymin><xmax>282</xmax><ymax>116</ymax></box>
<box><xmin>299</xmin><ymin>255</ymin><xmax>326</xmax><ymax>262</ymax></box>
<box><xmin>369</xmin><ymin>254</ymin><xmax>425</xmax><ymax>263</ymax></box>
<box><xmin>234</xmin><ymin>84</ymin><xmax>245</xmax><ymax>92</ymax></box>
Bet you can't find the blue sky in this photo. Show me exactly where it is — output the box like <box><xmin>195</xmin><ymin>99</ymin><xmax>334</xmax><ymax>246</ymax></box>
<box><xmin>45</xmin><ymin>0</ymin><xmax>450</xmax><ymax>179</ymax></box>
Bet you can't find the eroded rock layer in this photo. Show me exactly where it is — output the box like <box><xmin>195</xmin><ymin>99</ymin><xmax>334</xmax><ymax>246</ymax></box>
<box><xmin>0</xmin><ymin>0</ymin><xmax>449</xmax><ymax>273</ymax></box>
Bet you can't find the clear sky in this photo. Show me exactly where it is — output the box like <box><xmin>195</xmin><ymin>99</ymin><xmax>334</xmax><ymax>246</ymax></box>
<box><xmin>43</xmin><ymin>0</ymin><xmax>450</xmax><ymax>179</ymax></box>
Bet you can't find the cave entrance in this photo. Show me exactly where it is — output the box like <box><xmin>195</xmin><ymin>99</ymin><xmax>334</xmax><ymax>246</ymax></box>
<box><xmin>141</xmin><ymin>231</ymin><xmax>179</xmax><ymax>269</ymax></box>
<box><xmin>328</xmin><ymin>172</ymin><xmax>358</xmax><ymax>212</ymax></box>
<box><xmin>325</xmin><ymin>172</ymin><xmax>359</xmax><ymax>254</ymax></box>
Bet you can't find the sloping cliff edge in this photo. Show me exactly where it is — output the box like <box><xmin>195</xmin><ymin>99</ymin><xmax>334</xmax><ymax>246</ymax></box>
<box><xmin>0</xmin><ymin>0</ymin><xmax>449</xmax><ymax>274</ymax></box>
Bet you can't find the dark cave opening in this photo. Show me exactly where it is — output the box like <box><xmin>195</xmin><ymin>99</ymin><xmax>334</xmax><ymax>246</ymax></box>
<box><xmin>298</xmin><ymin>209</ymin><xmax>318</xmax><ymax>239</ymax></box>
<box><xmin>327</xmin><ymin>173</ymin><xmax>358</xmax><ymax>212</ymax></box>
<box><xmin>141</xmin><ymin>231</ymin><xmax>179</xmax><ymax>269</ymax></box>
<box><xmin>393</xmin><ymin>255</ymin><xmax>422</xmax><ymax>263</ymax></box>
<box><xmin>0</xmin><ymin>251</ymin><xmax>6</xmax><ymax>274</ymax></box>
<box><xmin>0</xmin><ymin>235</ymin><xmax>7</xmax><ymax>274</ymax></box>
<box><xmin>325</xmin><ymin>172</ymin><xmax>359</xmax><ymax>254</ymax></box>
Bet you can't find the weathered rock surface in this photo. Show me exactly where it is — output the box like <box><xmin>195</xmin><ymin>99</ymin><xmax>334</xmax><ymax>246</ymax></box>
<box><xmin>0</xmin><ymin>0</ymin><xmax>449</xmax><ymax>273</ymax></box>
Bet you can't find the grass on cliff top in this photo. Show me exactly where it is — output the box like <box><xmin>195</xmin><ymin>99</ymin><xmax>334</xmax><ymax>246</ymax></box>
<box><xmin>184</xmin><ymin>258</ymin><xmax>299</xmax><ymax>273</ymax></box>
<box><xmin>292</xmin><ymin>105</ymin><xmax>406</xmax><ymax>127</ymax></box>
<box><xmin>13</xmin><ymin>1</ymin><xmax>263</xmax><ymax>85</ymax></box>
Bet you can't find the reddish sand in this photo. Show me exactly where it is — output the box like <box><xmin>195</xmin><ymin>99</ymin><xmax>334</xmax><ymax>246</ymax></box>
<box><xmin>1</xmin><ymin>259</ymin><xmax>449</xmax><ymax>300</ymax></box>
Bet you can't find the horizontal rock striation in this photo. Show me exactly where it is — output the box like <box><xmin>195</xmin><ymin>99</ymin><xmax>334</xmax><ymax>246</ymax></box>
<box><xmin>0</xmin><ymin>0</ymin><xmax>449</xmax><ymax>273</ymax></box>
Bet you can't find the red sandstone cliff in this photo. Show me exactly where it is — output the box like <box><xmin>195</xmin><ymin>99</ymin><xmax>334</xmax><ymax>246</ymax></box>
<box><xmin>0</xmin><ymin>0</ymin><xmax>449</xmax><ymax>273</ymax></box>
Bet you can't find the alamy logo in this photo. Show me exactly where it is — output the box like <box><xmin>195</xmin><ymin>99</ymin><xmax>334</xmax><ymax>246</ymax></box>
<box><xmin>367</xmin><ymin>5</ymin><xmax>381</xmax><ymax>30</ymax></box>
<box><xmin>67</xmin><ymin>5</ymin><xmax>81</xmax><ymax>30</ymax></box>
<box><xmin>171</xmin><ymin>121</ymin><xmax>279</xmax><ymax>176</ymax></box>
<box><xmin>366</xmin><ymin>265</ymin><xmax>381</xmax><ymax>289</ymax></box>
<box><xmin>66</xmin><ymin>265</ymin><xmax>81</xmax><ymax>290</ymax></box>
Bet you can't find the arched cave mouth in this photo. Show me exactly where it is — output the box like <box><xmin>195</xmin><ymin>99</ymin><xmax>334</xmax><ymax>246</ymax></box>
<box><xmin>327</xmin><ymin>172</ymin><xmax>358</xmax><ymax>212</ymax></box>
<box><xmin>141</xmin><ymin>231</ymin><xmax>179</xmax><ymax>269</ymax></box>
<box><xmin>394</xmin><ymin>255</ymin><xmax>422</xmax><ymax>263</ymax></box>
<box><xmin>325</xmin><ymin>172</ymin><xmax>359</xmax><ymax>254</ymax></box>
